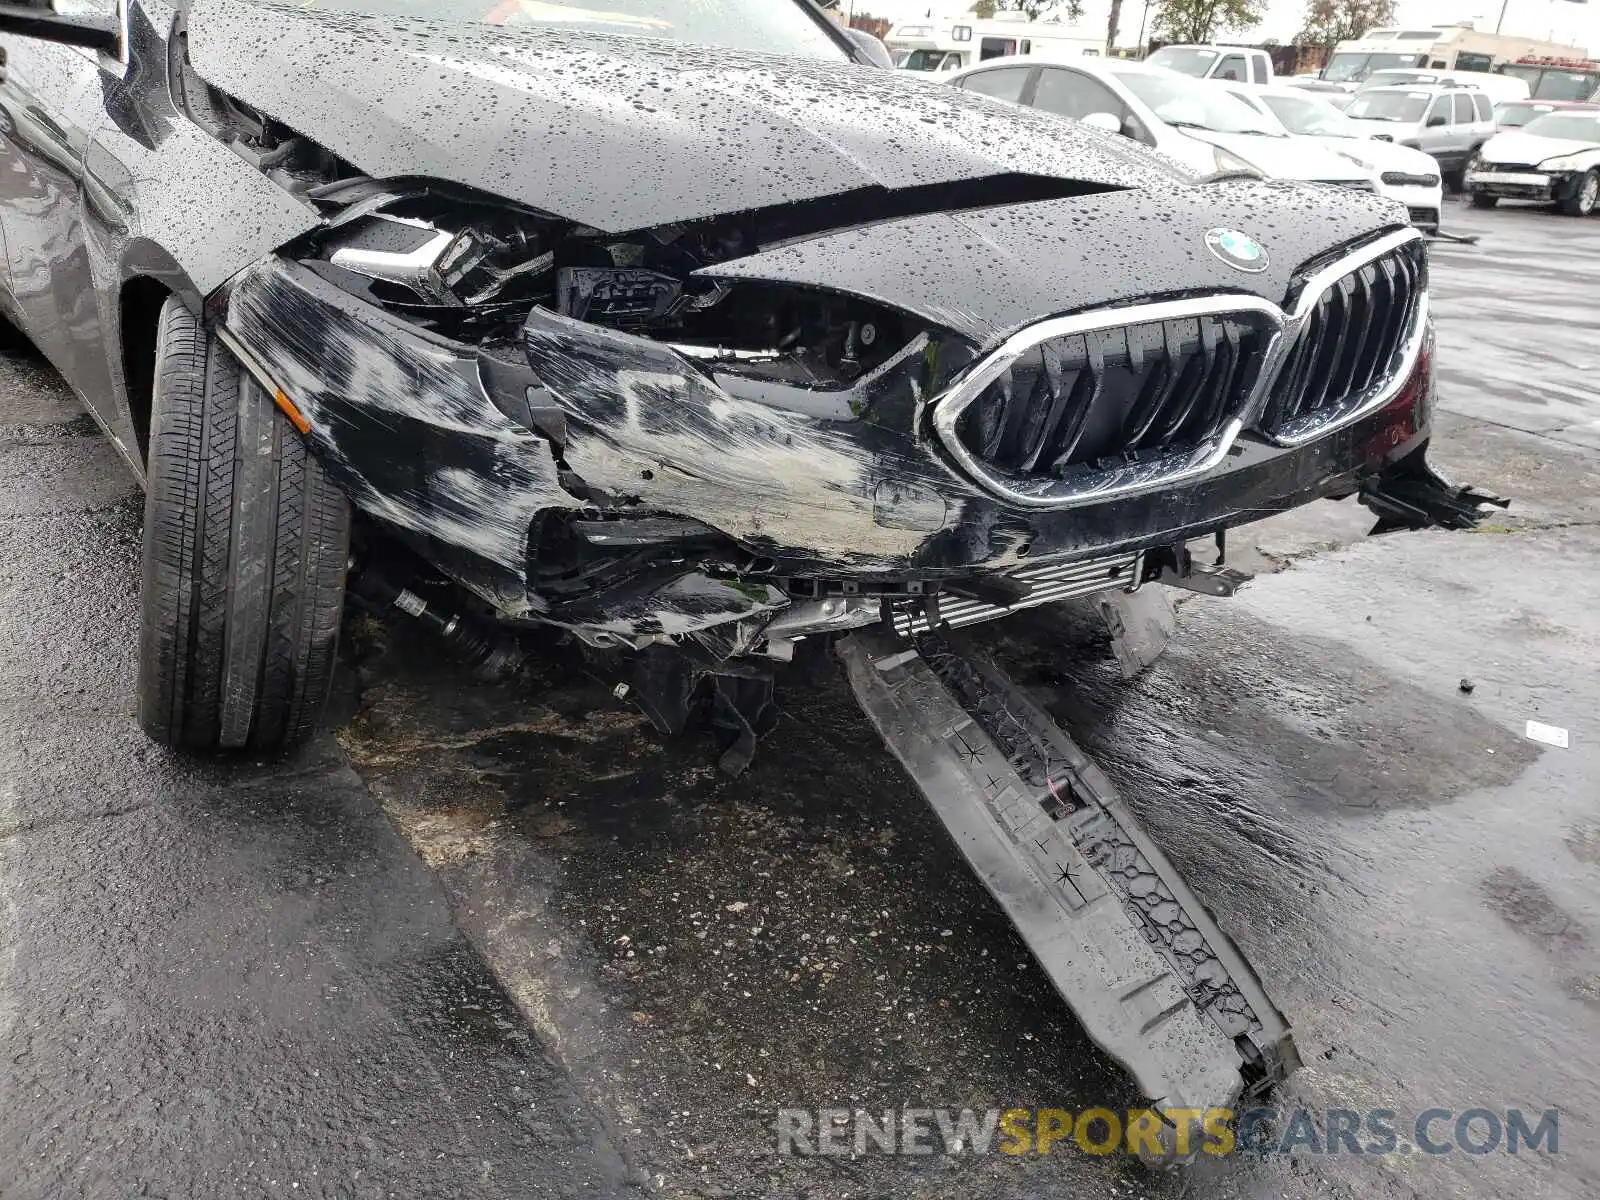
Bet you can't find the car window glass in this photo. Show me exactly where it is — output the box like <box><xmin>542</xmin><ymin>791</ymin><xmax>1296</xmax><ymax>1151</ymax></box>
<box><xmin>1113</xmin><ymin>69</ymin><xmax>1284</xmax><ymax>134</ymax></box>
<box><xmin>1031</xmin><ymin>69</ymin><xmax>1122</xmax><ymax>121</ymax></box>
<box><xmin>1261</xmin><ymin>92</ymin><xmax>1352</xmax><ymax>136</ymax></box>
<box><xmin>1472</xmin><ymin>93</ymin><xmax>1493</xmax><ymax>121</ymax></box>
<box><xmin>1145</xmin><ymin>47</ymin><xmax>1218</xmax><ymax>77</ymax></box>
<box><xmin>1453</xmin><ymin>93</ymin><xmax>1474</xmax><ymax>124</ymax></box>
<box><xmin>1522</xmin><ymin>112</ymin><xmax>1600</xmax><ymax>140</ymax></box>
<box><xmin>1345</xmin><ymin>90</ymin><xmax>1429</xmax><ymax>122</ymax></box>
<box><xmin>1494</xmin><ymin>102</ymin><xmax>1547</xmax><ymax>125</ymax></box>
<box><xmin>1426</xmin><ymin>97</ymin><xmax>1451</xmax><ymax>124</ymax></box>
<box><xmin>280</xmin><ymin>0</ymin><xmax>849</xmax><ymax>59</ymax></box>
<box><xmin>1531</xmin><ymin>70</ymin><xmax>1599</xmax><ymax>101</ymax></box>
<box><xmin>960</xmin><ymin>67</ymin><xmax>1031</xmax><ymax>104</ymax></box>
<box><xmin>1215</xmin><ymin>54</ymin><xmax>1246</xmax><ymax>82</ymax></box>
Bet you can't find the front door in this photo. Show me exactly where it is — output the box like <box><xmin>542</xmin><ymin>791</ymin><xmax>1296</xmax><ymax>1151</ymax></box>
<box><xmin>0</xmin><ymin>0</ymin><xmax>120</xmax><ymax>411</ymax></box>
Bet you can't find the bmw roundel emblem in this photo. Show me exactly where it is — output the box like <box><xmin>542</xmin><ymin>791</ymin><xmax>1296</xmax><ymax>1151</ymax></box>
<box><xmin>1205</xmin><ymin>228</ymin><xmax>1269</xmax><ymax>273</ymax></box>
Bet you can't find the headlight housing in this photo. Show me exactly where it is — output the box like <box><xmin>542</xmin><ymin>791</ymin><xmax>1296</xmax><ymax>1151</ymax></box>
<box><xmin>297</xmin><ymin>182</ymin><xmax>931</xmax><ymax>416</ymax></box>
<box><xmin>1212</xmin><ymin>145</ymin><xmax>1256</xmax><ymax>174</ymax></box>
<box><xmin>1538</xmin><ymin>154</ymin><xmax>1591</xmax><ymax>172</ymax></box>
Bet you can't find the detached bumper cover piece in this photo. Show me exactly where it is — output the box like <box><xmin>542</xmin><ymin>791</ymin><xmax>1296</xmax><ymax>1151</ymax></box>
<box><xmin>1360</xmin><ymin>445</ymin><xmax>1511</xmax><ymax>533</ymax></box>
<box><xmin>840</xmin><ymin>630</ymin><xmax>1299</xmax><ymax>1158</ymax></box>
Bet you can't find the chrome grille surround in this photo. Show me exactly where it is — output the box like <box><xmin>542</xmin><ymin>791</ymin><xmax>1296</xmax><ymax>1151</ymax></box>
<box><xmin>1259</xmin><ymin>235</ymin><xmax>1428</xmax><ymax>445</ymax></box>
<box><xmin>930</xmin><ymin>228</ymin><xmax>1429</xmax><ymax>509</ymax></box>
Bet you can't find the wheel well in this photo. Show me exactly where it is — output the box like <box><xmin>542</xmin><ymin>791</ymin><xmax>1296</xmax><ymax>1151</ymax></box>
<box><xmin>120</xmin><ymin>276</ymin><xmax>170</xmax><ymax>467</ymax></box>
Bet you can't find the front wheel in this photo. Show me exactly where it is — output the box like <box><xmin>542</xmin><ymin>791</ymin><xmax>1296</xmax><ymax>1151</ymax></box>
<box><xmin>138</xmin><ymin>297</ymin><xmax>351</xmax><ymax>753</ymax></box>
<box><xmin>1558</xmin><ymin>169</ymin><xmax>1600</xmax><ymax>217</ymax></box>
<box><xmin>1470</xmin><ymin>193</ymin><xmax>1498</xmax><ymax>209</ymax></box>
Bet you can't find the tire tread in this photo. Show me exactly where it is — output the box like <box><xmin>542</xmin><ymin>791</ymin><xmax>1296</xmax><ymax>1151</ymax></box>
<box><xmin>137</xmin><ymin>297</ymin><xmax>349</xmax><ymax>753</ymax></box>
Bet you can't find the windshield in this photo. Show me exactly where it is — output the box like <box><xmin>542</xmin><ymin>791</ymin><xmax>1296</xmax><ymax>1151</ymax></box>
<box><xmin>1496</xmin><ymin>63</ymin><xmax>1596</xmax><ymax>100</ymax></box>
<box><xmin>1522</xmin><ymin>112</ymin><xmax>1600</xmax><ymax>142</ymax></box>
<box><xmin>1114</xmin><ymin>70</ymin><xmax>1284</xmax><ymax>134</ymax></box>
<box><xmin>1360</xmin><ymin>70</ymin><xmax>1437</xmax><ymax>89</ymax></box>
<box><xmin>1146</xmin><ymin>47</ymin><xmax>1220</xmax><ymax>77</ymax></box>
<box><xmin>1260</xmin><ymin>92</ymin><xmax>1355</xmax><ymax>136</ymax></box>
<box><xmin>1533</xmin><ymin>70</ymin><xmax>1600</xmax><ymax>101</ymax></box>
<box><xmin>902</xmin><ymin>48</ymin><xmax>960</xmax><ymax>71</ymax></box>
<box><xmin>1324</xmin><ymin>51</ymin><xmax>1427</xmax><ymax>83</ymax></box>
<box><xmin>1345</xmin><ymin>91</ymin><xmax>1429</xmax><ymax>122</ymax></box>
<box><xmin>1495</xmin><ymin>101</ymin><xmax>1557</xmax><ymax>126</ymax></box>
<box><xmin>294</xmin><ymin>0</ymin><xmax>849</xmax><ymax>57</ymax></box>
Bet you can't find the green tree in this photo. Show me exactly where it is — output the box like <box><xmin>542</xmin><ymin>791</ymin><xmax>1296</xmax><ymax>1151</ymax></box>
<box><xmin>1015</xmin><ymin>0</ymin><xmax>1087</xmax><ymax>21</ymax></box>
<box><xmin>1151</xmin><ymin>0</ymin><xmax>1267</xmax><ymax>44</ymax></box>
<box><xmin>970</xmin><ymin>0</ymin><xmax>998</xmax><ymax>16</ymax></box>
<box><xmin>1297</xmin><ymin>0</ymin><xmax>1396</xmax><ymax>51</ymax></box>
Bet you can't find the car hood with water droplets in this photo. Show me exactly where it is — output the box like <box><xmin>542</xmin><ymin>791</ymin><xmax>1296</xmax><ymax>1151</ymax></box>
<box><xmin>704</xmin><ymin>178</ymin><xmax>1406</xmax><ymax>343</ymax></box>
<box><xmin>184</xmin><ymin>0</ymin><xmax>1186</xmax><ymax>232</ymax></box>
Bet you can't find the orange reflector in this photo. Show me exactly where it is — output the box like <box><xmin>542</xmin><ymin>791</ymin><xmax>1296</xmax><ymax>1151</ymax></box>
<box><xmin>273</xmin><ymin>388</ymin><xmax>311</xmax><ymax>435</ymax></box>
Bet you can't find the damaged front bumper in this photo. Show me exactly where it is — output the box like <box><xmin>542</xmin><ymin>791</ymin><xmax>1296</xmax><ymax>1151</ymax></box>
<box><xmin>216</xmin><ymin>244</ymin><xmax>1446</xmax><ymax>654</ymax></box>
<box><xmin>1465</xmin><ymin>168</ymin><xmax>1586</xmax><ymax>204</ymax></box>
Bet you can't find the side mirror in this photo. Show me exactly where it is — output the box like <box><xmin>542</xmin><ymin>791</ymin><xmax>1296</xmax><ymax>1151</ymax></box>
<box><xmin>0</xmin><ymin>2</ymin><xmax>119</xmax><ymax>54</ymax></box>
<box><xmin>1081</xmin><ymin>111</ymin><xmax>1122</xmax><ymax>134</ymax></box>
<box><xmin>843</xmin><ymin>28</ymin><xmax>895</xmax><ymax>70</ymax></box>
<box><xmin>1425</xmin><ymin>114</ymin><xmax>1448</xmax><ymax>127</ymax></box>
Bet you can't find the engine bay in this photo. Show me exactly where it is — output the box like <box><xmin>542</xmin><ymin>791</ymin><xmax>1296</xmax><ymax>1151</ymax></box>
<box><xmin>294</xmin><ymin>184</ymin><xmax>921</xmax><ymax>404</ymax></box>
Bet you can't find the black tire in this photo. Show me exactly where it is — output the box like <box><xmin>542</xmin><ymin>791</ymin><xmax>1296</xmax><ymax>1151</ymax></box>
<box><xmin>1558</xmin><ymin>169</ymin><xmax>1600</xmax><ymax>217</ymax></box>
<box><xmin>1470</xmin><ymin>193</ymin><xmax>1498</xmax><ymax>209</ymax></box>
<box><xmin>138</xmin><ymin>297</ymin><xmax>350</xmax><ymax>753</ymax></box>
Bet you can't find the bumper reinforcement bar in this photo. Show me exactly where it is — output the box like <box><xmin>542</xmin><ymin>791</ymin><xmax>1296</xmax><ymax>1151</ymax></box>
<box><xmin>838</xmin><ymin>628</ymin><xmax>1300</xmax><ymax>1162</ymax></box>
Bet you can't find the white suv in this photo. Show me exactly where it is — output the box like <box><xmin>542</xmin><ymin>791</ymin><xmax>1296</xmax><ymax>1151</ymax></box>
<box><xmin>1343</xmin><ymin>85</ymin><xmax>1497</xmax><ymax>189</ymax></box>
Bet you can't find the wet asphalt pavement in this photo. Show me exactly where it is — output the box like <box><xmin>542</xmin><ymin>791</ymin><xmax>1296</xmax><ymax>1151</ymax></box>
<box><xmin>2</xmin><ymin>199</ymin><xmax>1598</xmax><ymax>1199</ymax></box>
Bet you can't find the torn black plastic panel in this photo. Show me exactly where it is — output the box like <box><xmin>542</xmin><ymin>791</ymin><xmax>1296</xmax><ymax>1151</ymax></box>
<box><xmin>840</xmin><ymin>629</ymin><xmax>1300</xmax><ymax>1162</ymax></box>
<box><xmin>1359</xmin><ymin>444</ymin><xmax>1511</xmax><ymax>533</ymax></box>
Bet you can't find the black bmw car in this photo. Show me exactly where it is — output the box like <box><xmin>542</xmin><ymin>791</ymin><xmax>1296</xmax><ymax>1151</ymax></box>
<box><xmin>0</xmin><ymin>0</ymin><xmax>1475</xmax><ymax>752</ymax></box>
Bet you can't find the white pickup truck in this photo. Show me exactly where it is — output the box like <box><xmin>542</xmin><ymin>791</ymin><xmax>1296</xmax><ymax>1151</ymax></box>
<box><xmin>1146</xmin><ymin>44</ymin><xmax>1274</xmax><ymax>85</ymax></box>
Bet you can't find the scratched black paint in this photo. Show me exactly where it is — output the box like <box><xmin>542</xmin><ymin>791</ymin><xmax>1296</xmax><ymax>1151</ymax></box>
<box><xmin>0</xmin><ymin>0</ymin><xmax>1438</xmax><ymax>653</ymax></box>
<box><xmin>221</xmin><ymin>256</ymin><xmax>1434</xmax><ymax>622</ymax></box>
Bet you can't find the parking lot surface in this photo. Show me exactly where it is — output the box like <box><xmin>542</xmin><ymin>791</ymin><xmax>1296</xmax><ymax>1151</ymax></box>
<box><xmin>2</xmin><ymin>200</ymin><xmax>1598</xmax><ymax>1199</ymax></box>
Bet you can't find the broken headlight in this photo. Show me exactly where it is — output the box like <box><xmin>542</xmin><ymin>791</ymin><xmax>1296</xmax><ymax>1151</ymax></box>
<box><xmin>301</xmin><ymin>190</ymin><xmax>932</xmax><ymax>418</ymax></box>
<box><xmin>314</xmin><ymin>206</ymin><xmax>555</xmax><ymax>310</ymax></box>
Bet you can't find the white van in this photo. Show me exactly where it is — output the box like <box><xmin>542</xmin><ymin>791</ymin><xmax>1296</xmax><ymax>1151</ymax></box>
<box><xmin>887</xmin><ymin>16</ymin><xmax>1101</xmax><ymax>74</ymax></box>
<box><xmin>1323</xmin><ymin>25</ymin><xmax>1585</xmax><ymax>86</ymax></box>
